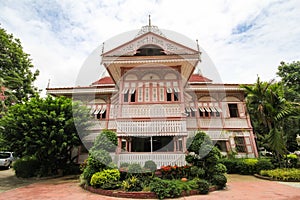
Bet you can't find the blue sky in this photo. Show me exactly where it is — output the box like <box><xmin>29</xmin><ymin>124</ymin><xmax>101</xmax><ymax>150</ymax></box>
<box><xmin>0</xmin><ymin>0</ymin><xmax>299</xmax><ymax>94</ymax></box>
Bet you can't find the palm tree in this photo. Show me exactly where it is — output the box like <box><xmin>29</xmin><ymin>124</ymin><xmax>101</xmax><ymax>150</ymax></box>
<box><xmin>242</xmin><ymin>77</ymin><xmax>295</xmax><ymax>166</ymax></box>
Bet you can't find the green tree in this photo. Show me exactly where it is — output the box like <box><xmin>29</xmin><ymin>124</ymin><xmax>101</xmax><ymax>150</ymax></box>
<box><xmin>0</xmin><ymin>26</ymin><xmax>39</xmax><ymax>111</ymax></box>
<box><xmin>90</xmin><ymin>129</ymin><xmax>117</xmax><ymax>152</ymax></box>
<box><xmin>277</xmin><ymin>61</ymin><xmax>300</xmax><ymax>102</ymax></box>
<box><xmin>0</xmin><ymin>95</ymin><xmax>91</xmax><ymax>176</ymax></box>
<box><xmin>277</xmin><ymin>61</ymin><xmax>300</xmax><ymax>152</ymax></box>
<box><xmin>186</xmin><ymin>131</ymin><xmax>224</xmax><ymax>182</ymax></box>
<box><xmin>242</xmin><ymin>77</ymin><xmax>296</xmax><ymax>164</ymax></box>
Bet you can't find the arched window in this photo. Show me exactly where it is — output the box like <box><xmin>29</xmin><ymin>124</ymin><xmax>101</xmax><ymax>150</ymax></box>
<box><xmin>134</xmin><ymin>45</ymin><xmax>166</xmax><ymax>56</ymax></box>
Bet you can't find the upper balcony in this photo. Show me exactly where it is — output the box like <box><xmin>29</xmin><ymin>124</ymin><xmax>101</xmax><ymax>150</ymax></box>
<box><xmin>117</xmin><ymin>103</ymin><xmax>183</xmax><ymax>118</ymax></box>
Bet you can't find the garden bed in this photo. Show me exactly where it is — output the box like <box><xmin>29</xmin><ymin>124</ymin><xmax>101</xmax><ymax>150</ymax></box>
<box><xmin>82</xmin><ymin>184</ymin><xmax>219</xmax><ymax>199</ymax></box>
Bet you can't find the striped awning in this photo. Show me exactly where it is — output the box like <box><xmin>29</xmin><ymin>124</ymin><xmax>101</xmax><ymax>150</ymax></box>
<box><xmin>198</xmin><ymin>103</ymin><xmax>205</xmax><ymax>112</ymax></box>
<box><xmin>190</xmin><ymin>106</ymin><xmax>197</xmax><ymax>112</ymax></box>
<box><xmin>99</xmin><ymin>105</ymin><xmax>107</xmax><ymax>114</ymax></box>
<box><xmin>94</xmin><ymin>106</ymin><xmax>102</xmax><ymax>114</ymax></box>
<box><xmin>209</xmin><ymin>106</ymin><xmax>217</xmax><ymax>112</ymax></box>
<box><xmin>90</xmin><ymin>105</ymin><xmax>96</xmax><ymax>114</ymax></box>
<box><xmin>122</xmin><ymin>88</ymin><xmax>129</xmax><ymax>94</ymax></box>
<box><xmin>167</xmin><ymin>88</ymin><xmax>173</xmax><ymax>93</ymax></box>
<box><xmin>204</xmin><ymin>106</ymin><xmax>211</xmax><ymax>112</ymax></box>
<box><xmin>214</xmin><ymin>106</ymin><xmax>222</xmax><ymax>112</ymax></box>
<box><xmin>129</xmin><ymin>88</ymin><xmax>136</xmax><ymax>94</ymax></box>
<box><xmin>185</xmin><ymin>107</ymin><xmax>191</xmax><ymax>112</ymax></box>
<box><xmin>174</xmin><ymin>87</ymin><xmax>180</xmax><ymax>92</ymax></box>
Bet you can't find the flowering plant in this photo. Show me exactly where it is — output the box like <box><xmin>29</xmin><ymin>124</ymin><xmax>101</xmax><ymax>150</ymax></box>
<box><xmin>159</xmin><ymin>165</ymin><xmax>191</xmax><ymax>179</ymax></box>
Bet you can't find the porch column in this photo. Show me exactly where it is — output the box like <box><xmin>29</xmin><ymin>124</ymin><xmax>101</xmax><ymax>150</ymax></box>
<box><xmin>173</xmin><ymin>137</ymin><xmax>177</xmax><ymax>152</ymax></box>
<box><xmin>117</xmin><ymin>137</ymin><xmax>122</xmax><ymax>153</ymax></box>
<box><xmin>182</xmin><ymin>136</ymin><xmax>187</xmax><ymax>152</ymax></box>
<box><xmin>128</xmin><ymin>138</ymin><xmax>132</xmax><ymax>152</ymax></box>
<box><xmin>125</xmin><ymin>138</ymin><xmax>128</xmax><ymax>152</ymax></box>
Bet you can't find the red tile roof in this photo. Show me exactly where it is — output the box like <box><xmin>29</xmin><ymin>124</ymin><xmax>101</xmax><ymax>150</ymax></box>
<box><xmin>188</xmin><ymin>74</ymin><xmax>212</xmax><ymax>83</ymax></box>
<box><xmin>91</xmin><ymin>77</ymin><xmax>114</xmax><ymax>85</ymax></box>
<box><xmin>91</xmin><ymin>74</ymin><xmax>212</xmax><ymax>85</ymax></box>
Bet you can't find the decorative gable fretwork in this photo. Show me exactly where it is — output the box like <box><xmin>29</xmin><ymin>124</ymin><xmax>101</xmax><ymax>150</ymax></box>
<box><xmin>103</xmin><ymin>32</ymin><xmax>198</xmax><ymax>56</ymax></box>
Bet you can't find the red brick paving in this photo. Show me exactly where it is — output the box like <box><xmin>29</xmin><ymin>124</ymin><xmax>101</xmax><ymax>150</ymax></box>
<box><xmin>0</xmin><ymin>175</ymin><xmax>299</xmax><ymax>200</ymax></box>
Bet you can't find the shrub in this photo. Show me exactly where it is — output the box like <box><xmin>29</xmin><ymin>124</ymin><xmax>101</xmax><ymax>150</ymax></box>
<box><xmin>149</xmin><ymin>177</ymin><xmax>182</xmax><ymax>199</ymax></box>
<box><xmin>260</xmin><ymin>168</ymin><xmax>300</xmax><ymax>181</ymax></box>
<box><xmin>144</xmin><ymin>160</ymin><xmax>157</xmax><ymax>172</ymax></box>
<box><xmin>285</xmin><ymin>154</ymin><xmax>298</xmax><ymax>168</ymax></box>
<box><xmin>90</xmin><ymin>130</ymin><xmax>117</xmax><ymax>152</ymax></box>
<box><xmin>121</xmin><ymin>176</ymin><xmax>143</xmax><ymax>191</ymax></box>
<box><xmin>88</xmin><ymin>149</ymin><xmax>112</xmax><ymax>171</ymax></box>
<box><xmin>218</xmin><ymin>158</ymin><xmax>241</xmax><ymax>174</ymax></box>
<box><xmin>128</xmin><ymin>163</ymin><xmax>143</xmax><ymax>174</ymax></box>
<box><xmin>189</xmin><ymin>166</ymin><xmax>205</xmax><ymax>178</ymax></box>
<box><xmin>82</xmin><ymin>165</ymin><xmax>98</xmax><ymax>185</ymax></box>
<box><xmin>256</xmin><ymin>159</ymin><xmax>274</xmax><ymax>173</ymax></box>
<box><xmin>220</xmin><ymin>158</ymin><xmax>274</xmax><ymax>175</ymax></box>
<box><xmin>211</xmin><ymin>174</ymin><xmax>227</xmax><ymax>188</ymax></box>
<box><xmin>13</xmin><ymin>156</ymin><xmax>41</xmax><ymax>178</ymax></box>
<box><xmin>120</xmin><ymin>162</ymin><xmax>130</xmax><ymax>168</ymax></box>
<box><xmin>213</xmin><ymin>163</ymin><xmax>227</xmax><ymax>175</ymax></box>
<box><xmin>193</xmin><ymin>178</ymin><xmax>210</xmax><ymax>194</ymax></box>
<box><xmin>90</xmin><ymin>169</ymin><xmax>120</xmax><ymax>189</ymax></box>
<box><xmin>238</xmin><ymin>158</ymin><xmax>258</xmax><ymax>175</ymax></box>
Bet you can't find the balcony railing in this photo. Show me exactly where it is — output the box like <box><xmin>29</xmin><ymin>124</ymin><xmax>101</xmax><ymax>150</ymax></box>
<box><xmin>224</xmin><ymin>118</ymin><xmax>249</xmax><ymax>128</ymax></box>
<box><xmin>116</xmin><ymin>120</ymin><xmax>187</xmax><ymax>136</ymax></box>
<box><xmin>199</xmin><ymin>118</ymin><xmax>223</xmax><ymax>128</ymax></box>
<box><xmin>199</xmin><ymin>118</ymin><xmax>249</xmax><ymax>128</ymax></box>
<box><xmin>117</xmin><ymin>153</ymin><xmax>186</xmax><ymax>168</ymax></box>
<box><xmin>119</xmin><ymin>104</ymin><xmax>182</xmax><ymax>118</ymax></box>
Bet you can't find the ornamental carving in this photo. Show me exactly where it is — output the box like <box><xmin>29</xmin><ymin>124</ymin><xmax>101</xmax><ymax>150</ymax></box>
<box><xmin>104</xmin><ymin>33</ymin><xmax>197</xmax><ymax>56</ymax></box>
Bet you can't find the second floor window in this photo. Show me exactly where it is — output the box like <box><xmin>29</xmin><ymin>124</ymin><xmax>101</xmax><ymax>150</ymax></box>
<box><xmin>228</xmin><ymin>103</ymin><xmax>239</xmax><ymax>117</ymax></box>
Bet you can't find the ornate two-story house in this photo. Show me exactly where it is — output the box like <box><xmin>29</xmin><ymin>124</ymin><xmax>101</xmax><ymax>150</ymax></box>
<box><xmin>47</xmin><ymin>22</ymin><xmax>258</xmax><ymax>167</ymax></box>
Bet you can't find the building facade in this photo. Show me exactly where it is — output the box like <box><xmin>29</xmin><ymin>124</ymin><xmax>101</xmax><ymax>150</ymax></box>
<box><xmin>47</xmin><ymin>23</ymin><xmax>258</xmax><ymax>167</ymax></box>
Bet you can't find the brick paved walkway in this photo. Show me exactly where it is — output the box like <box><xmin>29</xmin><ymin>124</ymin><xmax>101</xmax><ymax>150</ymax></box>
<box><xmin>0</xmin><ymin>174</ymin><xmax>299</xmax><ymax>200</ymax></box>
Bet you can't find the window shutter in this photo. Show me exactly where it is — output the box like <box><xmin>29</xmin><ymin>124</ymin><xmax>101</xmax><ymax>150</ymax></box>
<box><xmin>238</xmin><ymin>103</ymin><xmax>246</xmax><ymax>118</ymax></box>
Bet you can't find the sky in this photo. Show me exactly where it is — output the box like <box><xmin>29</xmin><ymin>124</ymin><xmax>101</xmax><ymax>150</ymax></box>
<box><xmin>0</xmin><ymin>0</ymin><xmax>299</xmax><ymax>95</ymax></box>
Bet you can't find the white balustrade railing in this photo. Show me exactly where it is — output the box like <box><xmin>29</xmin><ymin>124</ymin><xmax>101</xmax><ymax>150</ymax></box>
<box><xmin>206</xmin><ymin>130</ymin><xmax>229</xmax><ymax>139</ymax></box>
<box><xmin>88</xmin><ymin>120</ymin><xmax>107</xmax><ymax>130</ymax></box>
<box><xmin>108</xmin><ymin>120</ymin><xmax>117</xmax><ymax>129</ymax></box>
<box><xmin>186</xmin><ymin>118</ymin><xmax>198</xmax><ymax>128</ymax></box>
<box><xmin>199</xmin><ymin>118</ymin><xmax>223</xmax><ymax>128</ymax></box>
<box><xmin>116</xmin><ymin>120</ymin><xmax>187</xmax><ymax>135</ymax></box>
<box><xmin>224</xmin><ymin>118</ymin><xmax>249</xmax><ymax>128</ymax></box>
<box><xmin>120</xmin><ymin>104</ymin><xmax>182</xmax><ymax>118</ymax></box>
<box><xmin>117</xmin><ymin>153</ymin><xmax>186</xmax><ymax>168</ymax></box>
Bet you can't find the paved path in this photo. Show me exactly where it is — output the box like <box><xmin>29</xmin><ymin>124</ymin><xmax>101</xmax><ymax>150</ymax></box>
<box><xmin>0</xmin><ymin>172</ymin><xmax>299</xmax><ymax>200</ymax></box>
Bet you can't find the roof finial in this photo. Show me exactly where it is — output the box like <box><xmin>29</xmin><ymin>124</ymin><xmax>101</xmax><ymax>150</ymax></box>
<box><xmin>148</xmin><ymin>15</ymin><xmax>151</xmax><ymax>26</ymax></box>
<box><xmin>196</xmin><ymin>39</ymin><xmax>202</xmax><ymax>61</ymax></box>
<box><xmin>101</xmin><ymin>42</ymin><xmax>105</xmax><ymax>54</ymax></box>
<box><xmin>47</xmin><ymin>79</ymin><xmax>51</xmax><ymax>88</ymax></box>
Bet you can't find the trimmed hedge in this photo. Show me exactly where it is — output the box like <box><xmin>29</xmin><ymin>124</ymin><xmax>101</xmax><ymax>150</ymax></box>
<box><xmin>13</xmin><ymin>156</ymin><xmax>41</xmax><ymax>178</ymax></box>
<box><xmin>90</xmin><ymin>169</ymin><xmax>120</xmax><ymax>189</ymax></box>
<box><xmin>260</xmin><ymin>168</ymin><xmax>300</xmax><ymax>181</ymax></box>
<box><xmin>219</xmin><ymin>158</ymin><xmax>274</xmax><ymax>175</ymax></box>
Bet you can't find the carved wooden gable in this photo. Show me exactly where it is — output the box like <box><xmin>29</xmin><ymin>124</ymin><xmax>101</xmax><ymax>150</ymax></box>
<box><xmin>103</xmin><ymin>32</ymin><xmax>198</xmax><ymax>57</ymax></box>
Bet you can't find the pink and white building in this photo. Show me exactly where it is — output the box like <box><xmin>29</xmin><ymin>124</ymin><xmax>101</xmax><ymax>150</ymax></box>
<box><xmin>47</xmin><ymin>23</ymin><xmax>258</xmax><ymax>167</ymax></box>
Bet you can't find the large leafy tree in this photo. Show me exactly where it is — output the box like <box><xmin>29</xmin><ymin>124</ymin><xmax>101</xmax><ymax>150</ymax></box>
<box><xmin>242</xmin><ymin>77</ymin><xmax>295</xmax><ymax>164</ymax></box>
<box><xmin>276</xmin><ymin>61</ymin><xmax>300</xmax><ymax>151</ymax></box>
<box><xmin>0</xmin><ymin>95</ymin><xmax>91</xmax><ymax>175</ymax></box>
<box><xmin>0</xmin><ymin>26</ymin><xmax>39</xmax><ymax>112</ymax></box>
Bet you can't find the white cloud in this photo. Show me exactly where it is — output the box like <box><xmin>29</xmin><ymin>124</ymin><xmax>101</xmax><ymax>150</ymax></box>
<box><xmin>0</xmin><ymin>0</ymin><xmax>299</xmax><ymax>94</ymax></box>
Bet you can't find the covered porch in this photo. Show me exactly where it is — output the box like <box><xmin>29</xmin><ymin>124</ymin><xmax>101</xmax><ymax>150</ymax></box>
<box><xmin>117</xmin><ymin>152</ymin><xmax>186</xmax><ymax>168</ymax></box>
<box><xmin>115</xmin><ymin>135</ymin><xmax>187</xmax><ymax>168</ymax></box>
